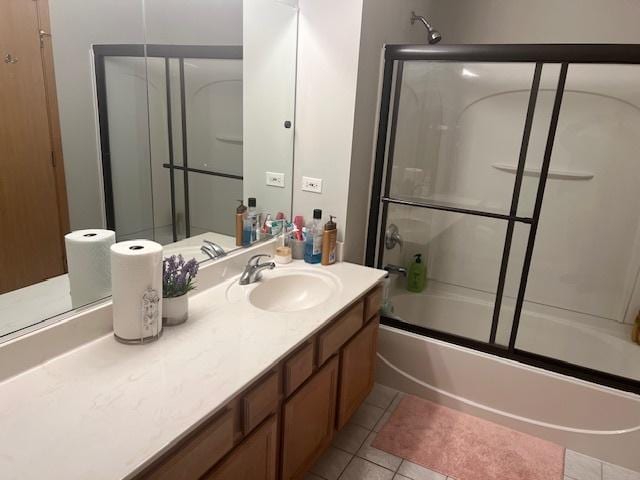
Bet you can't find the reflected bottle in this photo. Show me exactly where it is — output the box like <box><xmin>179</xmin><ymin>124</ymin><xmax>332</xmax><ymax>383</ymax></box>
<box><xmin>243</xmin><ymin>197</ymin><xmax>258</xmax><ymax>246</ymax></box>
<box><xmin>235</xmin><ymin>200</ymin><xmax>247</xmax><ymax>247</ymax></box>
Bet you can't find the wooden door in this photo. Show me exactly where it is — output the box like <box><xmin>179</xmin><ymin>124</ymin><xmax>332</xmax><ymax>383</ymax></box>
<box><xmin>281</xmin><ymin>355</ymin><xmax>339</xmax><ymax>480</ymax></box>
<box><xmin>0</xmin><ymin>0</ymin><xmax>68</xmax><ymax>293</ymax></box>
<box><xmin>336</xmin><ymin>317</ymin><xmax>379</xmax><ymax>429</ymax></box>
<box><xmin>204</xmin><ymin>415</ymin><xmax>278</xmax><ymax>480</ymax></box>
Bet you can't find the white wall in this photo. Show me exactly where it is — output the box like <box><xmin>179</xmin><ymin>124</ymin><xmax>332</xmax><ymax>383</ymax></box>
<box><xmin>144</xmin><ymin>0</ymin><xmax>242</xmax><ymax>45</ymax></box>
<box><xmin>244</xmin><ymin>0</ymin><xmax>298</xmax><ymax>218</ymax></box>
<box><xmin>292</xmin><ymin>0</ymin><xmax>364</xmax><ymax>237</ymax></box>
<box><xmin>49</xmin><ymin>0</ymin><xmax>146</xmax><ymax>230</ymax></box>
<box><xmin>431</xmin><ymin>0</ymin><xmax>640</xmax><ymax>44</ymax></box>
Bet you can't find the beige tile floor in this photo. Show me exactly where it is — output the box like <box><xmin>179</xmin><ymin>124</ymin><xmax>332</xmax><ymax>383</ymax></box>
<box><xmin>306</xmin><ymin>384</ymin><xmax>640</xmax><ymax>480</ymax></box>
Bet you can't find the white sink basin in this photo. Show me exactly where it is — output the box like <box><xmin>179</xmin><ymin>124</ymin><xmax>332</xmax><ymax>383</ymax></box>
<box><xmin>226</xmin><ymin>267</ymin><xmax>341</xmax><ymax>313</ymax></box>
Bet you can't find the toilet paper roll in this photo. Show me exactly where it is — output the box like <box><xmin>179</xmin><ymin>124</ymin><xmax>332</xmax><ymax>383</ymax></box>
<box><xmin>111</xmin><ymin>240</ymin><xmax>163</xmax><ymax>343</ymax></box>
<box><xmin>65</xmin><ymin>229</ymin><xmax>116</xmax><ymax>309</ymax></box>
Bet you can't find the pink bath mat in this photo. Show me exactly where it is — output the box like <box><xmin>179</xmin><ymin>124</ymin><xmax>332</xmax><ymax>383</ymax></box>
<box><xmin>372</xmin><ymin>395</ymin><xmax>564</xmax><ymax>480</ymax></box>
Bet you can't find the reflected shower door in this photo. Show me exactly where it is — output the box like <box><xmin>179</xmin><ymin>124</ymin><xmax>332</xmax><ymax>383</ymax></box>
<box><xmin>147</xmin><ymin>51</ymin><xmax>243</xmax><ymax>242</ymax></box>
<box><xmin>184</xmin><ymin>58</ymin><xmax>242</xmax><ymax>237</ymax></box>
<box><xmin>102</xmin><ymin>55</ymin><xmax>154</xmax><ymax>241</ymax></box>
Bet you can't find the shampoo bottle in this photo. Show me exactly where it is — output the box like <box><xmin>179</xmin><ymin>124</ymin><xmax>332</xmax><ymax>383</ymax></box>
<box><xmin>321</xmin><ymin>216</ymin><xmax>337</xmax><ymax>265</ymax></box>
<box><xmin>407</xmin><ymin>253</ymin><xmax>426</xmax><ymax>293</ymax></box>
<box><xmin>235</xmin><ymin>200</ymin><xmax>247</xmax><ymax>247</ymax></box>
<box><xmin>304</xmin><ymin>209</ymin><xmax>323</xmax><ymax>264</ymax></box>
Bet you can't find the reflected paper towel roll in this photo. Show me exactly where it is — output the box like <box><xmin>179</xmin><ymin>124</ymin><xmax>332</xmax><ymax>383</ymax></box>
<box><xmin>111</xmin><ymin>240</ymin><xmax>163</xmax><ymax>343</ymax></box>
<box><xmin>65</xmin><ymin>229</ymin><xmax>115</xmax><ymax>309</ymax></box>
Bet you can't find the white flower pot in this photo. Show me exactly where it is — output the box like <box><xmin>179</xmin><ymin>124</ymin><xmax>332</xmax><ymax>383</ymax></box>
<box><xmin>162</xmin><ymin>294</ymin><xmax>188</xmax><ymax>326</ymax></box>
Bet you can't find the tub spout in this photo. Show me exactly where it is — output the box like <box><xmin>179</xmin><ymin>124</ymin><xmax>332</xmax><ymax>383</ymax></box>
<box><xmin>384</xmin><ymin>264</ymin><xmax>407</xmax><ymax>277</ymax></box>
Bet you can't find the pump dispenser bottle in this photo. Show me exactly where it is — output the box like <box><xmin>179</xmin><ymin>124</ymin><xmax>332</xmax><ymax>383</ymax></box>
<box><xmin>407</xmin><ymin>253</ymin><xmax>426</xmax><ymax>293</ymax></box>
<box><xmin>321</xmin><ymin>216</ymin><xmax>337</xmax><ymax>265</ymax></box>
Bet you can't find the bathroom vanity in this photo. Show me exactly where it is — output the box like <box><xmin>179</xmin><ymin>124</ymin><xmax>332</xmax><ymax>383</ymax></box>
<box><xmin>142</xmin><ymin>283</ymin><xmax>383</xmax><ymax>480</ymax></box>
<box><xmin>0</xmin><ymin>249</ymin><xmax>385</xmax><ymax>480</ymax></box>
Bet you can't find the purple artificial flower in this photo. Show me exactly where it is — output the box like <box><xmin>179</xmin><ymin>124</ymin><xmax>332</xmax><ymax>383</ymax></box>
<box><xmin>162</xmin><ymin>255</ymin><xmax>199</xmax><ymax>298</ymax></box>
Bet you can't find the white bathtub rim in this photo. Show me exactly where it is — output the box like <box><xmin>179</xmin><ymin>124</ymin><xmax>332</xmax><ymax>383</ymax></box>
<box><xmin>380</xmin><ymin>324</ymin><xmax>640</xmax><ymax>406</ymax></box>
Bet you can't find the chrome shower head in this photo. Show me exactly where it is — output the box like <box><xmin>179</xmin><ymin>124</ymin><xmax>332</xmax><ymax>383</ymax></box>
<box><xmin>411</xmin><ymin>11</ymin><xmax>442</xmax><ymax>44</ymax></box>
<box><xmin>428</xmin><ymin>29</ymin><xmax>442</xmax><ymax>44</ymax></box>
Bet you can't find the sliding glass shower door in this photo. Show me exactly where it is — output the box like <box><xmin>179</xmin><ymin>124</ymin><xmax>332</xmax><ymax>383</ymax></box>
<box><xmin>368</xmin><ymin>45</ymin><xmax>640</xmax><ymax>392</ymax></box>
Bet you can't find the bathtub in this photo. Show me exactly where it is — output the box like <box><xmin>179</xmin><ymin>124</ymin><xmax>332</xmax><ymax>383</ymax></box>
<box><xmin>377</xmin><ymin>291</ymin><xmax>640</xmax><ymax>470</ymax></box>
<box><xmin>390</xmin><ymin>291</ymin><xmax>639</xmax><ymax>380</ymax></box>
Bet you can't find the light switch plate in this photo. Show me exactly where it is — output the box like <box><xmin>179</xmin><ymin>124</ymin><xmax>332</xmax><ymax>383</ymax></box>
<box><xmin>266</xmin><ymin>172</ymin><xmax>285</xmax><ymax>188</ymax></box>
<box><xmin>302</xmin><ymin>176</ymin><xmax>322</xmax><ymax>193</ymax></box>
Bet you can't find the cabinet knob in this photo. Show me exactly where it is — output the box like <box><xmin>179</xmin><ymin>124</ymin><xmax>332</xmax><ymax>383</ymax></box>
<box><xmin>284</xmin><ymin>120</ymin><xmax>292</xmax><ymax>129</ymax></box>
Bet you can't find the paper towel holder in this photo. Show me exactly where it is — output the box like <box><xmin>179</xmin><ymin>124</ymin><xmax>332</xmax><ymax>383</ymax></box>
<box><xmin>114</xmin><ymin>287</ymin><xmax>163</xmax><ymax>345</ymax></box>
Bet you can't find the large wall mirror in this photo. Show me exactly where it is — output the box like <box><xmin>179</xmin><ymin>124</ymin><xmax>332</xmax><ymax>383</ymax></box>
<box><xmin>0</xmin><ymin>0</ymin><xmax>298</xmax><ymax>342</ymax></box>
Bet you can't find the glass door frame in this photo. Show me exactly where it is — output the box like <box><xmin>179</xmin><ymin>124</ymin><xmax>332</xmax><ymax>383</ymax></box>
<box><xmin>93</xmin><ymin>44</ymin><xmax>243</xmax><ymax>242</ymax></box>
<box><xmin>366</xmin><ymin>43</ymin><xmax>640</xmax><ymax>394</ymax></box>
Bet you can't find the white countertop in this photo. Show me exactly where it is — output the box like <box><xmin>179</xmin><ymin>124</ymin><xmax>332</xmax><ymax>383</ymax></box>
<box><xmin>0</xmin><ymin>261</ymin><xmax>385</xmax><ymax>480</ymax></box>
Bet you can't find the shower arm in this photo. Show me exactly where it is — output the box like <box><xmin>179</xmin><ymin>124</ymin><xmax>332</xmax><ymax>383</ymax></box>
<box><xmin>411</xmin><ymin>11</ymin><xmax>434</xmax><ymax>31</ymax></box>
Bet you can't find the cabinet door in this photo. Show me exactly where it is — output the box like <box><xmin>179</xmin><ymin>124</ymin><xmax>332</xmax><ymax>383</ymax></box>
<box><xmin>336</xmin><ymin>317</ymin><xmax>379</xmax><ymax>429</ymax></box>
<box><xmin>204</xmin><ymin>415</ymin><xmax>278</xmax><ymax>480</ymax></box>
<box><xmin>281</xmin><ymin>355</ymin><xmax>339</xmax><ymax>480</ymax></box>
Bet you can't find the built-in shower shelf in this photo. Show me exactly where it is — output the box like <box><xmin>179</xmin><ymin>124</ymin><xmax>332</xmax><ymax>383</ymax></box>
<box><xmin>216</xmin><ymin>134</ymin><xmax>243</xmax><ymax>144</ymax></box>
<box><xmin>491</xmin><ymin>163</ymin><xmax>594</xmax><ymax>180</ymax></box>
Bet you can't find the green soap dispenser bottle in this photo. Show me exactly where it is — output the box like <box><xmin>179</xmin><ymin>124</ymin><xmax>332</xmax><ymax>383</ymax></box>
<box><xmin>407</xmin><ymin>254</ymin><xmax>426</xmax><ymax>293</ymax></box>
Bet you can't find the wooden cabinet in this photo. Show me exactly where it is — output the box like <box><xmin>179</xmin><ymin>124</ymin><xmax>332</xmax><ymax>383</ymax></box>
<box><xmin>336</xmin><ymin>317</ymin><xmax>379</xmax><ymax>429</ymax></box>
<box><xmin>204</xmin><ymin>415</ymin><xmax>278</xmax><ymax>480</ymax></box>
<box><xmin>281</xmin><ymin>356</ymin><xmax>339</xmax><ymax>480</ymax></box>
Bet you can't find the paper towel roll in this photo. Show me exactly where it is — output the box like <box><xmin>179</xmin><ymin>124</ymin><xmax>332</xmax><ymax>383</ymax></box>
<box><xmin>65</xmin><ymin>229</ymin><xmax>115</xmax><ymax>309</ymax></box>
<box><xmin>111</xmin><ymin>240</ymin><xmax>163</xmax><ymax>343</ymax></box>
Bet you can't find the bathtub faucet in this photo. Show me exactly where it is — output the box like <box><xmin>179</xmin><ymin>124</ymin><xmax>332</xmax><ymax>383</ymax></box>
<box><xmin>384</xmin><ymin>264</ymin><xmax>407</xmax><ymax>277</ymax></box>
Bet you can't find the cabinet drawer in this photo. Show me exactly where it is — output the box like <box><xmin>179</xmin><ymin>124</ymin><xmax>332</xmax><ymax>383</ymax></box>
<box><xmin>284</xmin><ymin>342</ymin><xmax>314</xmax><ymax>397</ymax></box>
<box><xmin>364</xmin><ymin>285</ymin><xmax>383</xmax><ymax>321</ymax></box>
<box><xmin>317</xmin><ymin>300</ymin><xmax>364</xmax><ymax>366</ymax></box>
<box><xmin>243</xmin><ymin>370</ymin><xmax>280</xmax><ymax>435</ymax></box>
<box><xmin>146</xmin><ymin>407</ymin><xmax>235</xmax><ymax>480</ymax></box>
<box><xmin>204</xmin><ymin>415</ymin><xmax>278</xmax><ymax>480</ymax></box>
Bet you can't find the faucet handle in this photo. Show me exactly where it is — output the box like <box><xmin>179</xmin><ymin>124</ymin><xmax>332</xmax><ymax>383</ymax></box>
<box><xmin>248</xmin><ymin>254</ymin><xmax>271</xmax><ymax>266</ymax></box>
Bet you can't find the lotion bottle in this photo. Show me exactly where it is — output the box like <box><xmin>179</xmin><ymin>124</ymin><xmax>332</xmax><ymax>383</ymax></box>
<box><xmin>321</xmin><ymin>215</ymin><xmax>337</xmax><ymax>265</ymax></box>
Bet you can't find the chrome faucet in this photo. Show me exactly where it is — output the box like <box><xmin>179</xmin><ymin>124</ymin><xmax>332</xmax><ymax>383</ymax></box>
<box><xmin>201</xmin><ymin>240</ymin><xmax>226</xmax><ymax>260</ymax></box>
<box><xmin>384</xmin><ymin>264</ymin><xmax>407</xmax><ymax>277</ymax></box>
<box><xmin>239</xmin><ymin>254</ymin><xmax>276</xmax><ymax>285</ymax></box>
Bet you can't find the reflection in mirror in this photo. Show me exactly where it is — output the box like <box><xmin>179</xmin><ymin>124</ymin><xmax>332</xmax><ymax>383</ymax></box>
<box><xmin>0</xmin><ymin>0</ymin><xmax>298</xmax><ymax>342</ymax></box>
